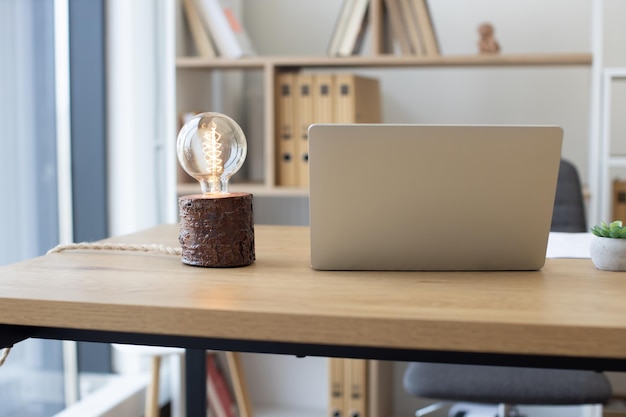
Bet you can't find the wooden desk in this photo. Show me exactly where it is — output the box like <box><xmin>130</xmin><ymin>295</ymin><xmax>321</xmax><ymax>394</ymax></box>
<box><xmin>2</xmin><ymin>224</ymin><xmax>626</xmax><ymax>416</ymax></box>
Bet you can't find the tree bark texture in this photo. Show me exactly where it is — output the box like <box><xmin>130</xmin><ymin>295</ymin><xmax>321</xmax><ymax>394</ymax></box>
<box><xmin>178</xmin><ymin>193</ymin><xmax>255</xmax><ymax>267</ymax></box>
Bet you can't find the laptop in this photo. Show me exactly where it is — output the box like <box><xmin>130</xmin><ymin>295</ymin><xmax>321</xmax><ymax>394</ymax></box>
<box><xmin>308</xmin><ymin>124</ymin><xmax>563</xmax><ymax>271</ymax></box>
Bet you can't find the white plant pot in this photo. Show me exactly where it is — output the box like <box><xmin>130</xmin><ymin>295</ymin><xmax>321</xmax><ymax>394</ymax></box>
<box><xmin>590</xmin><ymin>235</ymin><xmax>626</xmax><ymax>271</ymax></box>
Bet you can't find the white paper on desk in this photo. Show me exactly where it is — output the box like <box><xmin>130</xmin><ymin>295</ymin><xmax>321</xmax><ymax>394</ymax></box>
<box><xmin>546</xmin><ymin>232</ymin><xmax>592</xmax><ymax>258</ymax></box>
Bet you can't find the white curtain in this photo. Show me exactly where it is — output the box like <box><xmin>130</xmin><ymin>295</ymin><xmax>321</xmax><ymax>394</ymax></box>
<box><xmin>0</xmin><ymin>0</ymin><xmax>177</xmax><ymax>414</ymax></box>
<box><xmin>0</xmin><ymin>1</ymin><xmax>66</xmax><ymax>416</ymax></box>
<box><xmin>0</xmin><ymin>0</ymin><xmax>59</xmax><ymax>264</ymax></box>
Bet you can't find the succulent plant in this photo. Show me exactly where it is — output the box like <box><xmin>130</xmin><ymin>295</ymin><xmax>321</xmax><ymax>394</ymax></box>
<box><xmin>590</xmin><ymin>220</ymin><xmax>626</xmax><ymax>238</ymax></box>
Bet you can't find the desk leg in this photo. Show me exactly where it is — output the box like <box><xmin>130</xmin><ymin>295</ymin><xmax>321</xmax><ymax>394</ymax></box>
<box><xmin>185</xmin><ymin>348</ymin><xmax>206</xmax><ymax>417</ymax></box>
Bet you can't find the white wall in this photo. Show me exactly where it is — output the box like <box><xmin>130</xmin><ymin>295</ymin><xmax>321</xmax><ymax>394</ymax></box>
<box><xmin>107</xmin><ymin>0</ymin><xmax>178</xmax><ymax>237</ymax></box>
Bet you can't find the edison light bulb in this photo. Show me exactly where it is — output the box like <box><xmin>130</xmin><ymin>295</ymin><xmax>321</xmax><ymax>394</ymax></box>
<box><xmin>177</xmin><ymin>112</ymin><xmax>247</xmax><ymax>194</ymax></box>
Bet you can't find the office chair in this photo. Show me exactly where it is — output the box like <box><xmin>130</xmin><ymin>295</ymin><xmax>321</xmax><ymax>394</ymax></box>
<box><xmin>551</xmin><ymin>159</ymin><xmax>587</xmax><ymax>233</ymax></box>
<box><xmin>403</xmin><ymin>160</ymin><xmax>612</xmax><ymax>417</ymax></box>
<box><xmin>403</xmin><ymin>363</ymin><xmax>611</xmax><ymax>417</ymax></box>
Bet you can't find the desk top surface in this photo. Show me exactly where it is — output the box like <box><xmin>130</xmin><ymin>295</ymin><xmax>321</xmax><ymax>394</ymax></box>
<box><xmin>1</xmin><ymin>224</ymin><xmax>626</xmax><ymax>361</ymax></box>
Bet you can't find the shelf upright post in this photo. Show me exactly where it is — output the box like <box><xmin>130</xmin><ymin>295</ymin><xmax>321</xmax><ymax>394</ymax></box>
<box><xmin>265</xmin><ymin>61</ymin><xmax>277</xmax><ymax>188</ymax></box>
<box><xmin>588</xmin><ymin>0</ymin><xmax>604</xmax><ymax>225</ymax></box>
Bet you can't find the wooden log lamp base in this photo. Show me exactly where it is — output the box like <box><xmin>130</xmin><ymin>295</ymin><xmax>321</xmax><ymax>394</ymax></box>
<box><xmin>178</xmin><ymin>192</ymin><xmax>255</xmax><ymax>267</ymax></box>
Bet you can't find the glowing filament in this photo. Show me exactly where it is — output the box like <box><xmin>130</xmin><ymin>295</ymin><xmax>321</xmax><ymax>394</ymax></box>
<box><xmin>202</xmin><ymin>121</ymin><xmax>223</xmax><ymax>181</ymax></box>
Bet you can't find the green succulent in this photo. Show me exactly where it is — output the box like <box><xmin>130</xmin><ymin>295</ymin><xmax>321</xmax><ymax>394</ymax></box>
<box><xmin>591</xmin><ymin>220</ymin><xmax>626</xmax><ymax>238</ymax></box>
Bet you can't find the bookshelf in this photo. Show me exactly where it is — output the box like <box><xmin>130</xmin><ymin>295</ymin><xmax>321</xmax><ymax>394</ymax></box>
<box><xmin>175</xmin><ymin>49</ymin><xmax>593</xmax><ymax>196</ymax></box>
<box><xmin>174</xmin><ymin>0</ymin><xmax>594</xmax><ymax>198</ymax></box>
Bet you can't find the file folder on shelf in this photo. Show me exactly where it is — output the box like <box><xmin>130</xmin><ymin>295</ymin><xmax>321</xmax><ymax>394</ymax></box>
<box><xmin>329</xmin><ymin>358</ymin><xmax>345</xmax><ymax>417</ymax></box>
<box><xmin>275</xmin><ymin>72</ymin><xmax>381</xmax><ymax>187</ymax></box>
<box><xmin>295</xmin><ymin>73</ymin><xmax>314</xmax><ymax>187</ymax></box>
<box><xmin>334</xmin><ymin>74</ymin><xmax>382</xmax><ymax>123</ymax></box>
<box><xmin>345</xmin><ymin>359</ymin><xmax>368</xmax><ymax>417</ymax></box>
<box><xmin>328</xmin><ymin>358</ymin><xmax>392</xmax><ymax>417</ymax></box>
<box><xmin>313</xmin><ymin>73</ymin><xmax>336</xmax><ymax>124</ymax></box>
<box><xmin>275</xmin><ymin>72</ymin><xmax>297</xmax><ymax>186</ymax></box>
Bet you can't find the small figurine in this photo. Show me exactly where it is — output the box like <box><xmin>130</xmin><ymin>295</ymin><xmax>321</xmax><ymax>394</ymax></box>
<box><xmin>477</xmin><ymin>22</ymin><xmax>500</xmax><ymax>54</ymax></box>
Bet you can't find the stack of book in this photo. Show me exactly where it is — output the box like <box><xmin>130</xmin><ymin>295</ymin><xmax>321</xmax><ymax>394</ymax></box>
<box><xmin>328</xmin><ymin>0</ymin><xmax>439</xmax><ymax>57</ymax></box>
<box><xmin>182</xmin><ymin>0</ymin><xmax>256</xmax><ymax>58</ymax></box>
<box><xmin>328</xmin><ymin>0</ymin><xmax>370</xmax><ymax>56</ymax></box>
<box><xmin>328</xmin><ymin>358</ymin><xmax>392</xmax><ymax>417</ymax></box>
<box><xmin>206</xmin><ymin>352</ymin><xmax>253</xmax><ymax>417</ymax></box>
<box><xmin>274</xmin><ymin>73</ymin><xmax>381</xmax><ymax>187</ymax></box>
<box><xmin>384</xmin><ymin>0</ymin><xmax>439</xmax><ymax>56</ymax></box>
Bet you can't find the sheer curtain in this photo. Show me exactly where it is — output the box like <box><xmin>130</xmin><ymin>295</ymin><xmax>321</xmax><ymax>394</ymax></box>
<box><xmin>1</xmin><ymin>0</ymin><xmax>176</xmax><ymax>414</ymax></box>
<box><xmin>0</xmin><ymin>0</ymin><xmax>66</xmax><ymax>416</ymax></box>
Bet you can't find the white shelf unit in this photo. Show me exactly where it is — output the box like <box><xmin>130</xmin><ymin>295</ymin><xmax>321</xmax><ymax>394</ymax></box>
<box><xmin>596</xmin><ymin>68</ymin><xmax>626</xmax><ymax>222</ymax></box>
<box><xmin>587</xmin><ymin>0</ymin><xmax>626</xmax><ymax>225</ymax></box>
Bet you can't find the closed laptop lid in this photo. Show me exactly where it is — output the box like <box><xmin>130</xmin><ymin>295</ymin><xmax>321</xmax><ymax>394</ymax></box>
<box><xmin>308</xmin><ymin>124</ymin><xmax>563</xmax><ymax>271</ymax></box>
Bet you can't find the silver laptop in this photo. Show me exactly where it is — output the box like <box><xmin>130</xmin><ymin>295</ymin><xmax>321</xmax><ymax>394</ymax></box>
<box><xmin>308</xmin><ymin>124</ymin><xmax>563</xmax><ymax>271</ymax></box>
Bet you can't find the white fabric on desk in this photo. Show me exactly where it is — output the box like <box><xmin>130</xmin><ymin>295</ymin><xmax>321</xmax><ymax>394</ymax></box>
<box><xmin>546</xmin><ymin>232</ymin><xmax>592</xmax><ymax>258</ymax></box>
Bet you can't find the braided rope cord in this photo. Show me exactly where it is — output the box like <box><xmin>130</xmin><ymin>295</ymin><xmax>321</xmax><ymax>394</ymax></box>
<box><xmin>47</xmin><ymin>242</ymin><xmax>182</xmax><ymax>256</ymax></box>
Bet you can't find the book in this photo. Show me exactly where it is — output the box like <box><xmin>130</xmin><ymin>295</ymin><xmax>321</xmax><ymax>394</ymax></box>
<box><xmin>195</xmin><ymin>0</ymin><xmax>255</xmax><ymax>58</ymax></box>
<box><xmin>328</xmin><ymin>0</ymin><xmax>356</xmax><ymax>56</ymax></box>
<box><xmin>336</xmin><ymin>0</ymin><xmax>370</xmax><ymax>56</ymax></box>
<box><xmin>334</xmin><ymin>74</ymin><xmax>382</xmax><ymax>123</ymax></box>
<box><xmin>207</xmin><ymin>353</ymin><xmax>236</xmax><ymax>417</ymax></box>
<box><xmin>183</xmin><ymin>0</ymin><xmax>217</xmax><ymax>58</ymax></box>
<box><xmin>398</xmin><ymin>0</ymin><xmax>424</xmax><ymax>55</ymax></box>
<box><xmin>383</xmin><ymin>0</ymin><xmax>412</xmax><ymax>55</ymax></box>
<box><xmin>223</xmin><ymin>352</ymin><xmax>253</xmax><ymax>417</ymax></box>
<box><xmin>275</xmin><ymin>72</ymin><xmax>297</xmax><ymax>186</ymax></box>
<box><xmin>411</xmin><ymin>0</ymin><xmax>439</xmax><ymax>55</ymax></box>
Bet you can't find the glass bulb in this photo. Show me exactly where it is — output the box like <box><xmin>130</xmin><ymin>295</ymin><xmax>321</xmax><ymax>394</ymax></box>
<box><xmin>177</xmin><ymin>112</ymin><xmax>247</xmax><ymax>194</ymax></box>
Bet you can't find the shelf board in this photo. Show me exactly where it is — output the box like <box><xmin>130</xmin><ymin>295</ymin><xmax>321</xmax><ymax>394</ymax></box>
<box><xmin>177</xmin><ymin>182</ymin><xmax>309</xmax><ymax>197</ymax></box>
<box><xmin>608</xmin><ymin>157</ymin><xmax>626</xmax><ymax>167</ymax></box>
<box><xmin>176</xmin><ymin>56</ymin><xmax>269</xmax><ymax>69</ymax></box>
<box><xmin>604</xmin><ymin>67</ymin><xmax>626</xmax><ymax>78</ymax></box>
<box><xmin>177</xmin><ymin>53</ymin><xmax>592</xmax><ymax>70</ymax></box>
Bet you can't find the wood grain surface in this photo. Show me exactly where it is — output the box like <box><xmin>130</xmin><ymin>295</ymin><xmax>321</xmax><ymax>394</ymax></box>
<box><xmin>1</xmin><ymin>224</ymin><xmax>625</xmax><ymax>360</ymax></box>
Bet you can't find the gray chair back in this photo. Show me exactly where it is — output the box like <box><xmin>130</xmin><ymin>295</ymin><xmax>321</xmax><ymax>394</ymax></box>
<box><xmin>551</xmin><ymin>159</ymin><xmax>586</xmax><ymax>232</ymax></box>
